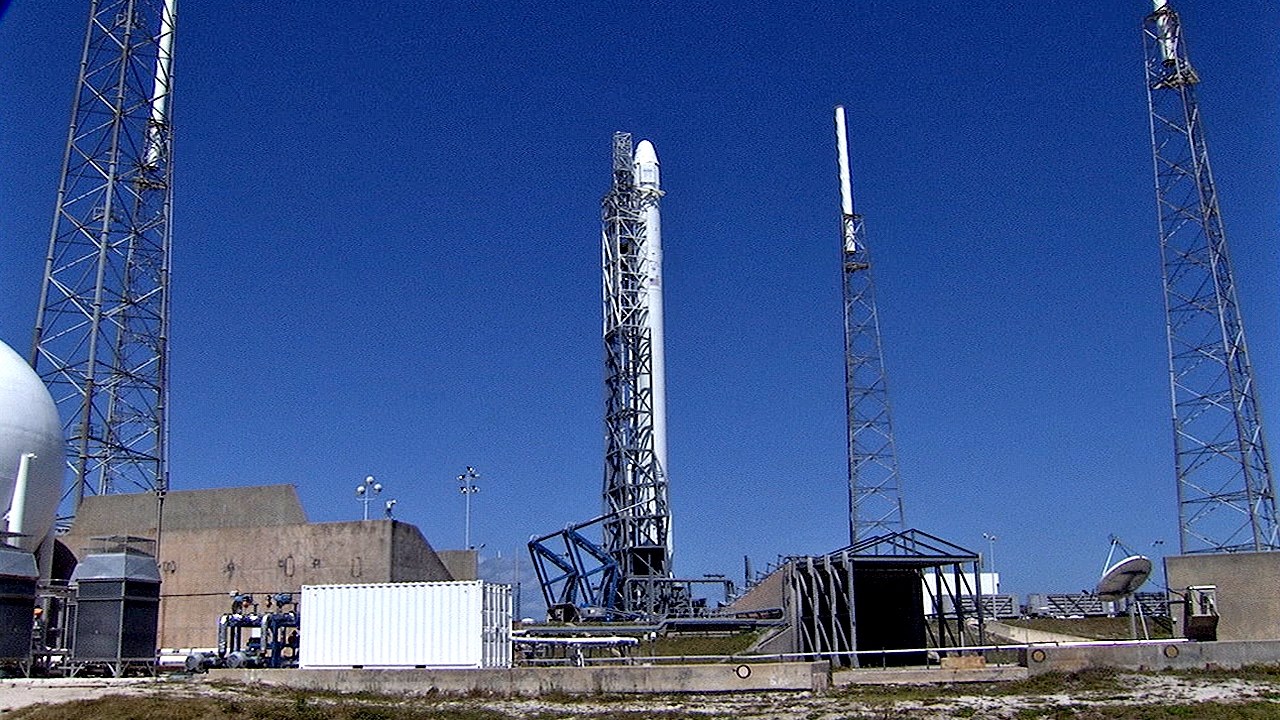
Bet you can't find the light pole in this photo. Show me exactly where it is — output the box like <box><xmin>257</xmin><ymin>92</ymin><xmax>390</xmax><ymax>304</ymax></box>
<box><xmin>982</xmin><ymin>533</ymin><xmax>998</xmax><ymax>577</ymax></box>
<box><xmin>356</xmin><ymin>475</ymin><xmax>381</xmax><ymax>520</ymax></box>
<box><xmin>458</xmin><ymin>466</ymin><xmax>480</xmax><ymax>549</ymax></box>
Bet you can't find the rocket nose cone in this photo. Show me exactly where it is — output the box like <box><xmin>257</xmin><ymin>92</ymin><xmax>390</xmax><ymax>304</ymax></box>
<box><xmin>634</xmin><ymin>140</ymin><xmax>659</xmax><ymax>166</ymax></box>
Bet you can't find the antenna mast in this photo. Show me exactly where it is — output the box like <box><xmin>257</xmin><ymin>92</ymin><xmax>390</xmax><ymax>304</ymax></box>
<box><xmin>836</xmin><ymin>106</ymin><xmax>905</xmax><ymax>543</ymax></box>
<box><xmin>1143</xmin><ymin>1</ymin><xmax>1278</xmax><ymax>553</ymax></box>
<box><xmin>31</xmin><ymin>0</ymin><xmax>177</xmax><ymax>514</ymax></box>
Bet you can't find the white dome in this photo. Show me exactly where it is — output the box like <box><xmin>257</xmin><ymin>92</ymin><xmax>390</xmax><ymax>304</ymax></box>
<box><xmin>0</xmin><ymin>340</ymin><xmax>64</xmax><ymax>551</ymax></box>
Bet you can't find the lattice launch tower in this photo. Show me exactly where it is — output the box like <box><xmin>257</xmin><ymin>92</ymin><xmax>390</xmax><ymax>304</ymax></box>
<box><xmin>601</xmin><ymin>132</ymin><xmax>672</xmax><ymax>611</ymax></box>
<box><xmin>835</xmin><ymin>106</ymin><xmax>906</xmax><ymax>544</ymax></box>
<box><xmin>1143</xmin><ymin>0</ymin><xmax>1278</xmax><ymax>553</ymax></box>
<box><xmin>30</xmin><ymin>0</ymin><xmax>177</xmax><ymax>514</ymax></box>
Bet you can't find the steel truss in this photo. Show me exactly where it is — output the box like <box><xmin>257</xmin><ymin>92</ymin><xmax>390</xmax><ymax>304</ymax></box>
<box><xmin>836</xmin><ymin>106</ymin><xmax>905</xmax><ymax>543</ymax></box>
<box><xmin>785</xmin><ymin>529</ymin><xmax>982</xmax><ymax>668</ymax></box>
<box><xmin>1143</xmin><ymin>3</ymin><xmax>1278</xmax><ymax>553</ymax></box>
<box><xmin>600</xmin><ymin>132</ymin><xmax>671</xmax><ymax>610</ymax></box>
<box><xmin>31</xmin><ymin>0</ymin><xmax>176</xmax><ymax>514</ymax></box>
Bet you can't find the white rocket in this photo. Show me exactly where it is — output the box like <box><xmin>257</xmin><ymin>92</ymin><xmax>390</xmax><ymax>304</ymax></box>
<box><xmin>633</xmin><ymin>140</ymin><xmax>668</xmax><ymax>487</ymax></box>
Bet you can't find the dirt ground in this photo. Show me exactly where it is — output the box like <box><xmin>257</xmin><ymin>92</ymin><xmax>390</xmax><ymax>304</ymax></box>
<box><xmin>3</xmin><ymin>670</ymin><xmax>1280</xmax><ymax>719</ymax></box>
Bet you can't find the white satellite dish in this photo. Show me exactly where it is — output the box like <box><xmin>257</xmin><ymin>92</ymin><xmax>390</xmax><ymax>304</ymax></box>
<box><xmin>1095</xmin><ymin>555</ymin><xmax>1153</xmax><ymax>601</ymax></box>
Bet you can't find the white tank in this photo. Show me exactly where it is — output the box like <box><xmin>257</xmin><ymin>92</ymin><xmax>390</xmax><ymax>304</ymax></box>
<box><xmin>0</xmin><ymin>340</ymin><xmax>64</xmax><ymax>551</ymax></box>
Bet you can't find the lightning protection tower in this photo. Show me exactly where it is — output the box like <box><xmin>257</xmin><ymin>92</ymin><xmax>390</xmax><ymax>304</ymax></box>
<box><xmin>31</xmin><ymin>0</ymin><xmax>177</xmax><ymax>515</ymax></box>
<box><xmin>1143</xmin><ymin>0</ymin><xmax>1279</xmax><ymax>553</ymax></box>
<box><xmin>601</xmin><ymin>132</ymin><xmax>671</xmax><ymax>613</ymax></box>
<box><xmin>835</xmin><ymin>106</ymin><xmax>905</xmax><ymax>544</ymax></box>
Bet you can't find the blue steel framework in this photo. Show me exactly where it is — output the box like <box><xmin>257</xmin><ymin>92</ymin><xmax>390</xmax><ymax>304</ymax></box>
<box><xmin>600</xmin><ymin>132</ymin><xmax>671</xmax><ymax>612</ymax></box>
<box><xmin>1143</xmin><ymin>2</ymin><xmax>1278</xmax><ymax>553</ymax></box>
<box><xmin>30</xmin><ymin>0</ymin><xmax>175</xmax><ymax>514</ymax></box>
<box><xmin>836</xmin><ymin>106</ymin><xmax>905</xmax><ymax>544</ymax></box>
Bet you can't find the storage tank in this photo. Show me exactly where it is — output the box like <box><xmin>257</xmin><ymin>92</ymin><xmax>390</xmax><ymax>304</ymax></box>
<box><xmin>0</xmin><ymin>340</ymin><xmax>64</xmax><ymax>551</ymax></box>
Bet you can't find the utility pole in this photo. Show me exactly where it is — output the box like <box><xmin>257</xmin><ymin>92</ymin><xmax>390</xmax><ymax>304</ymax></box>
<box><xmin>458</xmin><ymin>466</ymin><xmax>480</xmax><ymax>549</ymax></box>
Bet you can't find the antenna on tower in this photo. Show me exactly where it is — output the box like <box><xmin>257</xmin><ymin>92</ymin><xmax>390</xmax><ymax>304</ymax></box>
<box><xmin>31</xmin><ymin>0</ymin><xmax>177</xmax><ymax>517</ymax></box>
<box><xmin>1143</xmin><ymin>1</ymin><xmax>1278</xmax><ymax>553</ymax></box>
<box><xmin>835</xmin><ymin>106</ymin><xmax>906</xmax><ymax>544</ymax></box>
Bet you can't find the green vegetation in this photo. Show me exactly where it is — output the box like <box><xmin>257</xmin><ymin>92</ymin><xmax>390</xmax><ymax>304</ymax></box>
<box><xmin>651</xmin><ymin>631</ymin><xmax>763</xmax><ymax>658</ymax></box>
<box><xmin>999</xmin><ymin>616</ymin><xmax>1174</xmax><ymax>641</ymax></box>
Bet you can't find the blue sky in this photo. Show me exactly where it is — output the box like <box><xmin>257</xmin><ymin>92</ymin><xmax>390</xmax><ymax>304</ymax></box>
<box><xmin>1</xmin><ymin>1</ymin><xmax>1278</xmax><ymax>608</ymax></box>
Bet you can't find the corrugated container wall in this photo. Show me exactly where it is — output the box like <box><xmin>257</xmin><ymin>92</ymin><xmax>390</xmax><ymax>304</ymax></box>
<box><xmin>300</xmin><ymin>581</ymin><xmax>511</xmax><ymax>668</ymax></box>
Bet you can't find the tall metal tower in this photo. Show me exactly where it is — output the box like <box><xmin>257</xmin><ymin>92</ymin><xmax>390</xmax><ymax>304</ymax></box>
<box><xmin>835</xmin><ymin>106</ymin><xmax>905</xmax><ymax>544</ymax></box>
<box><xmin>601</xmin><ymin>132</ymin><xmax>671</xmax><ymax>611</ymax></box>
<box><xmin>31</xmin><ymin>0</ymin><xmax>176</xmax><ymax>514</ymax></box>
<box><xmin>1144</xmin><ymin>0</ymin><xmax>1279</xmax><ymax>553</ymax></box>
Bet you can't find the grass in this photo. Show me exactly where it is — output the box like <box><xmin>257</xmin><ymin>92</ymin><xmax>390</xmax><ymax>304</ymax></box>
<box><xmin>999</xmin><ymin>617</ymin><xmax>1174</xmax><ymax>641</ymax></box>
<box><xmin>651</xmin><ymin>631</ymin><xmax>763</xmax><ymax>658</ymax></box>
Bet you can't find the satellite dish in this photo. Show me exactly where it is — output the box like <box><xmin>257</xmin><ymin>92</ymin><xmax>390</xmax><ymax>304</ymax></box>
<box><xmin>1095</xmin><ymin>555</ymin><xmax>1152</xmax><ymax>601</ymax></box>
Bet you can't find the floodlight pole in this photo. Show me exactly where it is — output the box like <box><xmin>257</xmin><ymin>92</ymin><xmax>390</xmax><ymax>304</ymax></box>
<box><xmin>982</xmin><ymin>533</ymin><xmax>997</xmax><ymax>578</ymax></box>
<box><xmin>459</xmin><ymin>466</ymin><xmax>480</xmax><ymax>549</ymax></box>
<box><xmin>355</xmin><ymin>475</ymin><xmax>381</xmax><ymax>521</ymax></box>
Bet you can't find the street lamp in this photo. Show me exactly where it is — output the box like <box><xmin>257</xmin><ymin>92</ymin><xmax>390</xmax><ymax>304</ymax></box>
<box><xmin>355</xmin><ymin>475</ymin><xmax>382</xmax><ymax>521</ymax></box>
<box><xmin>982</xmin><ymin>533</ymin><xmax>998</xmax><ymax>577</ymax></box>
<box><xmin>458</xmin><ymin>466</ymin><xmax>480</xmax><ymax>549</ymax></box>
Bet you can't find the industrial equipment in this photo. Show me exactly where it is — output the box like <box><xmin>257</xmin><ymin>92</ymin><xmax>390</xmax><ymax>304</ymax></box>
<box><xmin>0</xmin><ymin>537</ymin><xmax>38</xmax><ymax>667</ymax></box>
<box><xmin>69</xmin><ymin>537</ymin><xmax>161</xmax><ymax>676</ymax></box>
<box><xmin>185</xmin><ymin>593</ymin><xmax>300</xmax><ymax>671</ymax></box>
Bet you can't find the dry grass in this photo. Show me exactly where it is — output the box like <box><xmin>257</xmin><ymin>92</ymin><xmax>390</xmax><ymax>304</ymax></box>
<box><xmin>9</xmin><ymin>666</ymin><xmax>1280</xmax><ymax>720</ymax></box>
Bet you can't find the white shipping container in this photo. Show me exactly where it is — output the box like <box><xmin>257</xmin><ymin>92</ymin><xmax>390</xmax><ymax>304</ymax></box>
<box><xmin>300</xmin><ymin>581</ymin><xmax>512</xmax><ymax>669</ymax></box>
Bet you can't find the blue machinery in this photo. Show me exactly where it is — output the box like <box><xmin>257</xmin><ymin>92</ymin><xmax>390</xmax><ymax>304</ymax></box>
<box><xmin>186</xmin><ymin>593</ymin><xmax>299</xmax><ymax>671</ymax></box>
<box><xmin>528</xmin><ymin>514</ymin><xmax>732</xmax><ymax>621</ymax></box>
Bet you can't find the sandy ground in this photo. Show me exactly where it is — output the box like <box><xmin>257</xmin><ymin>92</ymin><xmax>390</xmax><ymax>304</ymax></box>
<box><xmin>2</xmin><ymin>671</ymin><xmax>1279</xmax><ymax>718</ymax></box>
<box><xmin>0</xmin><ymin>677</ymin><xmax>177</xmax><ymax>711</ymax></box>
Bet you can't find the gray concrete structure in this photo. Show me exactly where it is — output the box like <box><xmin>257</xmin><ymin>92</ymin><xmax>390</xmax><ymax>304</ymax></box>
<box><xmin>1164</xmin><ymin>551</ymin><xmax>1280</xmax><ymax>641</ymax></box>
<box><xmin>62</xmin><ymin>486</ymin><xmax>457</xmax><ymax>650</ymax></box>
<box><xmin>1022</xmin><ymin>640</ymin><xmax>1280</xmax><ymax>675</ymax></box>
<box><xmin>211</xmin><ymin>661</ymin><xmax>831</xmax><ymax>694</ymax></box>
<box><xmin>436</xmin><ymin>550</ymin><xmax>478</xmax><ymax>582</ymax></box>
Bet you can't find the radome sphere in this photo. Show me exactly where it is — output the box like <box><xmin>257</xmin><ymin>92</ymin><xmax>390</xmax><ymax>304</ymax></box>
<box><xmin>0</xmin><ymin>340</ymin><xmax>64</xmax><ymax>551</ymax></box>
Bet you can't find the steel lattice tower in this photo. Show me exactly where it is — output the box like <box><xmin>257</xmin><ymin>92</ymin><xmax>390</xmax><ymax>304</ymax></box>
<box><xmin>601</xmin><ymin>132</ymin><xmax>671</xmax><ymax>611</ymax></box>
<box><xmin>31</xmin><ymin>0</ymin><xmax>176</xmax><ymax>514</ymax></box>
<box><xmin>1143</xmin><ymin>1</ymin><xmax>1278</xmax><ymax>553</ymax></box>
<box><xmin>835</xmin><ymin>106</ymin><xmax>905</xmax><ymax>544</ymax></box>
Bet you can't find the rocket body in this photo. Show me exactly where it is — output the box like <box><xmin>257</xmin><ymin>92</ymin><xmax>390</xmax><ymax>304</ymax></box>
<box><xmin>633</xmin><ymin>140</ymin><xmax>667</xmax><ymax>488</ymax></box>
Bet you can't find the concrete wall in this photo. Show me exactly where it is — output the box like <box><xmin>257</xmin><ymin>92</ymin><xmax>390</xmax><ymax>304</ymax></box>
<box><xmin>62</xmin><ymin>488</ymin><xmax>459</xmax><ymax>650</ymax></box>
<box><xmin>436</xmin><ymin>550</ymin><xmax>478</xmax><ymax>582</ymax></box>
<box><xmin>62</xmin><ymin>485</ymin><xmax>307</xmax><ymax>548</ymax></box>
<box><xmin>1023</xmin><ymin>640</ymin><xmax>1280</xmax><ymax>675</ymax></box>
<box><xmin>211</xmin><ymin>661</ymin><xmax>831</xmax><ymax>694</ymax></box>
<box><xmin>1165</xmin><ymin>551</ymin><xmax>1280</xmax><ymax>641</ymax></box>
<box><xmin>152</xmin><ymin>520</ymin><xmax>454</xmax><ymax>648</ymax></box>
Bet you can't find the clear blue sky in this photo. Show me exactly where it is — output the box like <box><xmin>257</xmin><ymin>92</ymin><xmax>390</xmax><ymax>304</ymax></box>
<box><xmin>1</xmin><ymin>1</ymin><xmax>1278</xmax><ymax>606</ymax></box>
